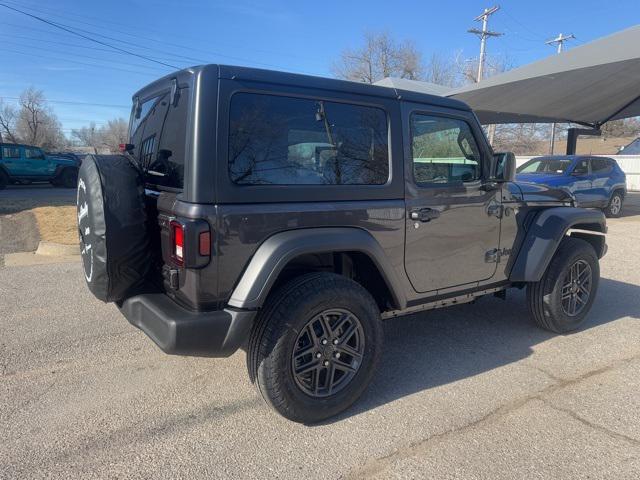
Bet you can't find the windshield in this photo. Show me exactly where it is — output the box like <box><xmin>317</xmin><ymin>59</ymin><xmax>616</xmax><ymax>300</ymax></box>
<box><xmin>517</xmin><ymin>158</ymin><xmax>572</xmax><ymax>174</ymax></box>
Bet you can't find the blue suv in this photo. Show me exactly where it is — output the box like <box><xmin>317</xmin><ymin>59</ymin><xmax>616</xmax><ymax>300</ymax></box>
<box><xmin>0</xmin><ymin>143</ymin><xmax>79</xmax><ymax>189</ymax></box>
<box><xmin>516</xmin><ymin>155</ymin><xmax>627</xmax><ymax>218</ymax></box>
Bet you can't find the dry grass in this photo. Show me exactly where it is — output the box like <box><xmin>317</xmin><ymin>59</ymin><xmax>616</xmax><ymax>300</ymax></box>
<box><xmin>31</xmin><ymin>206</ymin><xmax>78</xmax><ymax>245</ymax></box>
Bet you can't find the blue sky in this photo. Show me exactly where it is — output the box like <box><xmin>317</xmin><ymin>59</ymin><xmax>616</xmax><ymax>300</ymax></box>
<box><xmin>1</xmin><ymin>0</ymin><xmax>638</xmax><ymax>134</ymax></box>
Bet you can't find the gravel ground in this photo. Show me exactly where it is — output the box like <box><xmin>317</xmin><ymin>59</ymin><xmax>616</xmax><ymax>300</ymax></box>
<box><xmin>1</xmin><ymin>195</ymin><xmax>639</xmax><ymax>479</ymax></box>
<box><xmin>0</xmin><ymin>211</ymin><xmax>39</xmax><ymax>256</ymax></box>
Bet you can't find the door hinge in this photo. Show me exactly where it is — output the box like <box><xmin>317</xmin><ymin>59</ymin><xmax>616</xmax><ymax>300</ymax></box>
<box><xmin>485</xmin><ymin>247</ymin><xmax>512</xmax><ymax>263</ymax></box>
<box><xmin>485</xmin><ymin>248</ymin><xmax>500</xmax><ymax>263</ymax></box>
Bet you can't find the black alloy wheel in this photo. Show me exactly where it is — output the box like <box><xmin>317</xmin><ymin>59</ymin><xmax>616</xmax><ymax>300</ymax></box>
<box><xmin>291</xmin><ymin>308</ymin><xmax>365</xmax><ymax>398</ymax></box>
<box><xmin>560</xmin><ymin>259</ymin><xmax>593</xmax><ymax>317</ymax></box>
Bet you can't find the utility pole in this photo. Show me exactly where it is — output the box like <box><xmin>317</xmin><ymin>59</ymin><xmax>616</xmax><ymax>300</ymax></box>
<box><xmin>468</xmin><ymin>6</ymin><xmax>502</xmax><ymax>145</ymax></box>
<box><xmin>468</xmin><ymin>6</ymin><xmax>503</xmax><ymax>82</ymax></box>
<box><xmin>546</xmin><ymin>33</ymin><xmax>574</xmax><ymax>154</ymax></box>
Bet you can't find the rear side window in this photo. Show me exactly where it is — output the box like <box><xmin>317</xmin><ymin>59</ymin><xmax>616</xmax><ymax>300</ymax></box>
<box><xmin>590</xmin><ymin>157</ymin><xmax>612</xmax><ymax>174</ymax></box>
<box><xmin>228</xmin><ymin>93</ymin><xmax>389</xmax><ymax>185</ymax></box>
<box><xmin>130</xmin><ymin>86</ymin><xmax>189</xmax><ymax>190</ymax></box>
<box><xmin>1</xmin><ymin>146</ymin><xmax>20</xmax><ymax>159</ymax></box>
<box><xmin>25</xmin><ymin>147</ymin><xmax>45</xmax><ymax>160</ymax></box>
<box><xmin>410</xmin><ymin>114</ymin><xmax>481</xmax><ymax>185</ymax></box>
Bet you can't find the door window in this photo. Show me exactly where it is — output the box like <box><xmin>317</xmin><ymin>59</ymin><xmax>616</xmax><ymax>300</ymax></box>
<box><xmin>410</xmin><ymin>114</ymin><xmax>481</xmax><ymax>186</ymax></box>
<box><xmin>24</xmin><ymin>147</ymin><xmax>45</xmax><ymax>160</ymax></box>
<box><xmin>1</xmin><ymin>146</ymin><xmax>20</xmax><ymax>159</ymax></box>
<box><xmin>573</xmin><ymin>159</ymin><xmax>590</xmax><ymax>175</ymax></box>
<box><xmin>228</xmin><ymin>93</ymin><xmax>389</xmax><ymax>185</ymax></box>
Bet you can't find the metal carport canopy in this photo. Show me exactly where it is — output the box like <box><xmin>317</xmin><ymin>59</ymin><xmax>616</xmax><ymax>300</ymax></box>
<box><xmin>447</xmin><ymin>25</ymin><xmax>640</xmax><ymax>128</ymax></box>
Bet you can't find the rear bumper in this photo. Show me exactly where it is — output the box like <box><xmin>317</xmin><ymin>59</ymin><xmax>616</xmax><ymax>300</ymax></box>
<box><xmin>119</xmin><ymin>293</ymin><xmax>256</xmax><ymax>357</ymax></box>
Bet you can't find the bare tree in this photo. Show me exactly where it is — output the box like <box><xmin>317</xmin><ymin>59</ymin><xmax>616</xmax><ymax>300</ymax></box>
<box><xmin>99</xmin><ymin>118</ymin><xmax>128</xmax><ymax>153</ymax></box>
<box><xmin>7</xmin><ymin>87</ymin><xmax>67</xmax><ymax>149</ymax></box>
<box><xmin>601</xmin><ymin>118</ymin><xmax>640</xmax><ymax>138</ymax></box>
<box><xmin>333</xmin><ymin>32</ymin><xmax>425</xmax><ymax>83</ymax></box>
<box><xmin>0</xmin><ymin>100</ymin><xmax>19</xmax><ymax>143</ymax></box>
<box><xmin>72</xmin><ymin>118</ymin><xmax>129</xmax><ymax>154</ymax></box>
<box><xmin>72</xmin><ymin>122</ymin><xmax>101</xmax><ymax>154</ymax></box>
<box><xmin>456</xmin><ymin>52</ymin><xmax>514</xmax><ymax>84</ymax></box>
<box><xmin>424</xmin><ymin>53</ymin><xmax>460</xmax><ymax>87</ymax></box>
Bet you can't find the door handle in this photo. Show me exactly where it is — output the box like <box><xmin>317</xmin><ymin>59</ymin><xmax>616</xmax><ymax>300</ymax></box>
<box><xmin>410</xmin><ymin>208</ymin><xmax>440</xmax><ymax>222</ymax></box>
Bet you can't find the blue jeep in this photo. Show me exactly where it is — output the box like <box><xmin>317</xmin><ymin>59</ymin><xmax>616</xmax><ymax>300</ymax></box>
<box><xmin>0</xmin><ymin>143</ymin><xmax>79</xmax><ymax>189</ymax></box>
<box><xmin>516</xmin><ymin>155</ymin><xmax>627</xmax><ymax>218</ymax></box>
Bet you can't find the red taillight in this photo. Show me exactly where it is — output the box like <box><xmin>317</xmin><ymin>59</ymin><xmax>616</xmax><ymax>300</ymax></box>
<box><xmin>119</xmin><ymin>143</ymin><xmax>134</xmax><ymax>153</ymax></box>
<box><xmin>199</xmin><ymin>231</ymin><xmax>211</xmax><ymax>256</ymax></box>
<box><xmin>170</xmin><ymin>220</ymin><xmax>185</xmax><ymax>265</ymax></box>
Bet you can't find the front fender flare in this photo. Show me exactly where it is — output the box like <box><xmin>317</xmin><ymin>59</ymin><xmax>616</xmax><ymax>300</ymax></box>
<box><xmin>228</xmin><ymin>227</ymin><xmax>405</xmax><ymax>310</ymax></box>
<box><xmin>509</xmin><ymin>207</ymin><xmax>606</xmax><ymax>283</ymax></box>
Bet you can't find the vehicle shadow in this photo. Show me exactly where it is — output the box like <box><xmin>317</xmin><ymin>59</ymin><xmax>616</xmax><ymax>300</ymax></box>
<box><xmin>320</xmin><ymin>276</ymin><xmax>639</xmax><ymax>424</ymax></box>
<box><xmin>617</xmin><ymin>191</ymin><xmax>640</xmax><ymax>219</ymax></box>
<box><xmin>0</xmin><ymin>184</ymin><xmax>76</xmax><ymax>214</ymax></box>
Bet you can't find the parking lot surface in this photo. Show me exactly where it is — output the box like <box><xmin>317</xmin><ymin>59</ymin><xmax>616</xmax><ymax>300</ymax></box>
<box><xmin>1</xmin><ymin>195</ymin><xmax>639</xmax><ymax>479</ymax></box>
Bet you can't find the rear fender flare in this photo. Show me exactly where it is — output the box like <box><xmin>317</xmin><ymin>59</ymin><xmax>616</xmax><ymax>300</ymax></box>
<box><xmin>227</xmin><ymin>227</ymin><xmax>405</xmax><ymax>310</ymax></box>
<box><xmin>608</xmin><ymin>185</ymin><xmax>627</xmax><ymax>201</ymax></box>
<box><xmin>509</xmin><ymin>207</ymin><xmax>606</xmax><ymax>283</ymax></box>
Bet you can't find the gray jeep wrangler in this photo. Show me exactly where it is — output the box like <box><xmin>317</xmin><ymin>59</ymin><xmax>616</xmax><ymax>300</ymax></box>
<box><xmin>77</xmin><ymin>65</ymin><xmax>606</xmax><ymax>423</ymax></box>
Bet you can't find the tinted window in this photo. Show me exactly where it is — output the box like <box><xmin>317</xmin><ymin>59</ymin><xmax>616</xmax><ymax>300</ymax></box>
<box><xmin>129</xmin><ymin>87</ymin><xmax>189</xmax><ymax>190</ymax></box>
<box><xmin>1</xmin><ymin>146</ymin><xmax>20</xmax><ymax>159</ymax></box>
<box><xmin>517</xmin><ymin>158</ymin><xmax>572</xmax><ymax>174</ymax></box>
<box><xmin>591</xmin><ymin>157</ymin><xmax>612</xmax><ymax>174</ymax></box>
<box><xmin>573</xmin><ymin>159</ymin><xmax>589</xmax><ymax>175</ymax></box>
<box><xmin>24</xmin><ymin>147</ymin><xmax>44</xmax><ymax>160</ymax></box>
<box><xmin>411</xmin><ymin>114</ymin><xmax>481</xmax><ymax>185</ymax></box>
<box><xmin>130</xmin><ymin>96</ymin><xmax>160</xmax><ymax>137</ymax></box>
<box><xmin>140</xmin><ymin>135</ymin><xmax>156</xmax><ymax>167</ymax></box>
<box><xmin>229</xmin><ymin>93</ymin><xmax>389</xmax><ymax>185</ymax></box>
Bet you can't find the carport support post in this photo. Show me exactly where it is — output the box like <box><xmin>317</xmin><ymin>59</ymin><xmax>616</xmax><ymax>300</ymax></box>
<box><xmin>566</xmin><ymin>128</ymin><xmax>601</xmax><ymax>155</ymax></box>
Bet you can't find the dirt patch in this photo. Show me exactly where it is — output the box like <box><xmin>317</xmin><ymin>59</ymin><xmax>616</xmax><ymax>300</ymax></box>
<box><xmin>31</xmin><ymin>206</ymin><xmax>78</xmax><ymax>245</ymax></box>
<box><xmin>0</xmin><ymin>211</ymin><xmax>40</xmax><ymax>254</ymax></box>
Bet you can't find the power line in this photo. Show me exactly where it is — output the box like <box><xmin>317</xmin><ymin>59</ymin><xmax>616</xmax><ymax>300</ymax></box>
<box><xmin>0</xmin><ymin>96</ymin><xmax>129</xmax><ymax>109</ymax></box>
<box><xmin>0</xmin><ymin>48</ymin><xmax>159</xmax><ymax>77</ymax></box>
<box><xmin>0</xmin><ymin>40</ymin><xmax>168</xmax><ymax>74</ymax></box>
<box><xmin>0</xmin><ymin>2</ymin><xmax>326</xmax><ymax>76</ymax></box>
<box><xmin>0</xmin><ymin>23</ymin><xmax>205</xmax><ymax>66</ymax></box>
<box><xmin>0</xmin><ymin>3</ymin><xmax>180</xmax><ymax>69</ymax></box>
<box><xmin>0</xmin><ymin>32</ymin><xmax>196</xmax><ymax>67</ymax></box>
<box><xmin>1</xmin><ymin>0</ymin><xmax>327</xmax><ymax>67</ymax></box>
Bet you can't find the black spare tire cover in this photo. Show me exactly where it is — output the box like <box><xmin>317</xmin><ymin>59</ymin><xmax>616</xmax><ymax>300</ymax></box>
<box><xmin>77</xmin><ymin>154</ymin><xmax>151</xmax><ymax>302</ymax></box>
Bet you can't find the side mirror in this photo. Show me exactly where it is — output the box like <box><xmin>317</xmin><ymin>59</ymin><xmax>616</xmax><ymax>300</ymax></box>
<box><xmin>494</xmin><ymin>152</ymin><xmax>516</xmax><ymax>182</ymax></box>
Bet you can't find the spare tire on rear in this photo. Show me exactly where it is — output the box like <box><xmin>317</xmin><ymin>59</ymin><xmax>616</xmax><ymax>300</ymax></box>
<box><xmin>77</xmin><ymin>154</ymin><xmax>152</xmax><ymax>303</ymax></box>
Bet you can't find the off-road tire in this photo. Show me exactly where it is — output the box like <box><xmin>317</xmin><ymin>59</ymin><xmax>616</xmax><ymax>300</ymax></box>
<box><xmin>604</xmin><ymin>191</ymin><xmax>624</xmax><ymax>218</ymax></box>
<box><xmin>0</xmin><ymin>170</ymin><xmax>8</xmax><ymax>190</ymax></box>
<box><xmin>527</xmin><ymin>237</ymin><xmax>599</xmax><ymax>333</ymax></box>
<box><xmin>58</xmin><ymin>168</ymin><xmax>78</xmax><ymax>188</ymax></box>
<box><xmin>247</xmin><ymin>272</ymin><xmax>383</xmax><ymax>423</ymax></box>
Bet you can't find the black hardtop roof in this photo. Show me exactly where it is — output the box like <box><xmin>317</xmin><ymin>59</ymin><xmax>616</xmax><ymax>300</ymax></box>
<box><xmin>132</xmin><ymin>64</ymin><xmax>471</xmax><ymax>112</ymax></box>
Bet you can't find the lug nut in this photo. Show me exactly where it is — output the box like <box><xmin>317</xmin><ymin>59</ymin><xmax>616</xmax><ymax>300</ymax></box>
<box><xmin>335</xmin><ymin>352</ymin><xmax>341</xmax><ymax>359</ymax></box>
<box><xmin>321</xmin><ymin>339</ymin><xmax>328</xmax><ymax>345</ymax></box>
<box><xmin>316</xmin><ymin>352</ymin><xmax>322</xmax><ymax>358</ymax></box>
<box><xmin>333</xmin><ymin>339</ymin><xmax>339</xmax><ymax>345</ymax></box>
<box><xmin>323</xmin><ymin>360</ymin><xmax>329</xmax><ymax>367</ymax></box>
